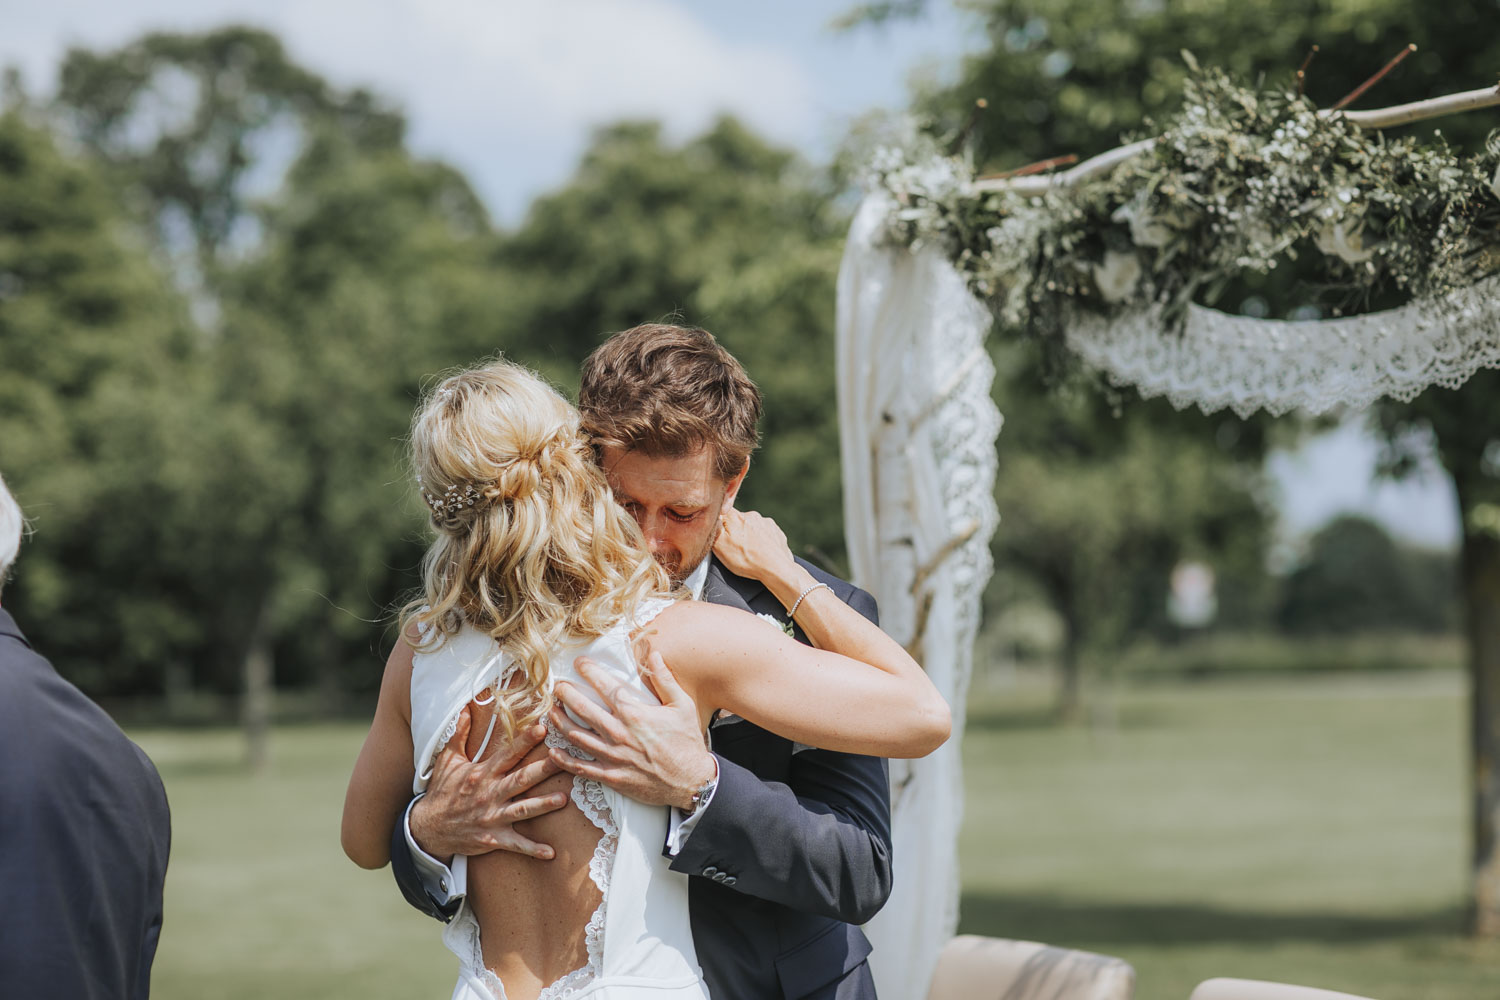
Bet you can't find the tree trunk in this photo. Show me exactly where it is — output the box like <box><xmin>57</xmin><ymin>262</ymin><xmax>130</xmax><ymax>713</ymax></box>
<box><xmin>242</xmin><ymin>601</ymin><xmax>274</xmax><ymax>774</ymax></box>
<box><xmin>1057</xmin><ymin>611</ymin><xmax>1083</xmax><ymax>724</ymax></box>
<box><xmin>1462</xmin><ymin>522</ymin><xmax>1500</xmax><ymax>937</ymax></box>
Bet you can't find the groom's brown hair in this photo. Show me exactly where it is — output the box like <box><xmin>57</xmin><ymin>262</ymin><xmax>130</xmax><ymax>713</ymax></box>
<box><xmin>579</xmin><ymin>323</ymin><xmax>761</xmax><ymax>481</ymax></box>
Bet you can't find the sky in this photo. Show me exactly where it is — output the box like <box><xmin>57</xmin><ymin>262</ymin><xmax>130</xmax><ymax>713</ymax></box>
<box><xmin>1</xmin><ymin>0</ymin><xmax>975</xmax><ymax>220</ymax></box>
<box><xmin>2</xmin><ymin>0</ymin><xmax>1461</xmax><ymax>551</ymax></box>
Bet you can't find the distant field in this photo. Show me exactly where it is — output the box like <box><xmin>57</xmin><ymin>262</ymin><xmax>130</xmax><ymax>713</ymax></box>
<box><xmin>957</xmin><ymin>670</ymin><xmax>1496</xmax><ymax>1000</ymax></box>
<box><xmin>134</xmin><ymin>668</ymin><xmax>1497</xmax><ymax>1000</ymax></box>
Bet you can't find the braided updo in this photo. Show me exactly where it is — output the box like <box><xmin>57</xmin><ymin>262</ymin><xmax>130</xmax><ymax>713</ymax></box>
<box><xmin>402</xmin><ymin>360</ymin><xmax>674</xmax><ymax>739</ymax></box>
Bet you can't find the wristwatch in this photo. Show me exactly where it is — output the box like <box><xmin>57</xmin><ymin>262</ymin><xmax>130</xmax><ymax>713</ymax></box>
<box><xmin>688</xmin><ymin>772</ymin><xmax>718</xmax><ymax>813</ymax></box>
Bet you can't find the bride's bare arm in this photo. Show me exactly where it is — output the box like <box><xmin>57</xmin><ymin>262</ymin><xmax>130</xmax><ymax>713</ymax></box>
<box><xmin>645</xmin><ymin>600</ymin><xmax>950</xmax><ymax>759</ymax></box>
<box><xmin>342</xmin><ymin>635</ymin><xmax>420</xmax><ymax>869</ymax></box>
<box><xmin>342</xmin><ymin>632</ymin><xmax>569</xmax><ymax>871</ymax></box>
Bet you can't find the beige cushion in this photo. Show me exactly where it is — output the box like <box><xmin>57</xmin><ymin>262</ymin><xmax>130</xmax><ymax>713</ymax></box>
<box><xmin>925</xmin><ymin>935</ymin><xmax>1136</xmax><ymax>1000</ymax></box>
<box><xmin>1189</xmin><ymin>978</ymin><xmax>1378</xmax><ymax>1000</ymax></box>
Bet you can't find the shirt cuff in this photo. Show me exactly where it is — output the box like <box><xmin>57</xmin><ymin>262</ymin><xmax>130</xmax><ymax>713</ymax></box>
<box><xmin>665</xmin><ymin>756</ymin><xmax>720</xmax><ymax>856</ymax></box>
<box><xmin>404</xmin><ymin>794</ymin><xmax>467</xmax><ymax>905</ymax></box>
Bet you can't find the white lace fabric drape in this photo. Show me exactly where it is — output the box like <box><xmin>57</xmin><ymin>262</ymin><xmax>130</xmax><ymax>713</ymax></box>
<box><xmin>1066</xmin><ymin>274</ymin><xmax>1500</xmax><ymax>418</ymax></box>
<box><xmin>838</xmin><ymin>193</ymin><xmax>1001</xmax><ymax>1000</ymax></box>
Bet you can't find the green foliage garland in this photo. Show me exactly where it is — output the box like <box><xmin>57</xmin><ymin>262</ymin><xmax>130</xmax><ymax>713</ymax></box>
<box><xmin>872</xmin><ymin>64</ymin><xmax>1500</xmax><ymax>340</ymax></box>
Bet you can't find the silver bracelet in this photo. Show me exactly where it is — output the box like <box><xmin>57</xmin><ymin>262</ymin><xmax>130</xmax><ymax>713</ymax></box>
<box><xmin>788</xmin><ymin>581</ymin><xmax>831</xmax><ymax>618</ymax></box>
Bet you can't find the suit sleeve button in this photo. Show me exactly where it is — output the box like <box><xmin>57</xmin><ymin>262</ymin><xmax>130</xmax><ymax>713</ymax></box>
<box><xmin>702</xmin><ymin>867</ymin><xmax>718</xmax><ymax>877</ymax></box>
<box><xmin>723</xmin><ymin>876</ymin><xmax>737</xmax><ymax>886</ymax></box>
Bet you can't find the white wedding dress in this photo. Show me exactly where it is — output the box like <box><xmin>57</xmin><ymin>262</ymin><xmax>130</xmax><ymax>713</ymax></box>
<box><xmin>409</xmin><ymin>599</ymin><xmax>709</xmax><ymax>1000</ymax></box>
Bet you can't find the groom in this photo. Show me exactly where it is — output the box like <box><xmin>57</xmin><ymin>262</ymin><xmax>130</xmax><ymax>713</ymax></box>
<box><xmin>390</xmin><ymin>323</ymin><xmax>892</xmax><ymax>999</ymax></box>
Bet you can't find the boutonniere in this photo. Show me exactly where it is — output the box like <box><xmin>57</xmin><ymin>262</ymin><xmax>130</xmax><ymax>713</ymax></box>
<box><xmin>756</xmin><ymin>612</ymin><xmax>796</xmax><ymax>638</ymax></box>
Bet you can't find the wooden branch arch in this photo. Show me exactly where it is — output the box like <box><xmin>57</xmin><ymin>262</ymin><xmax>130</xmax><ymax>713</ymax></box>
<box><xmin>973</xmin><ymin>85</ymin><xmax>1500</xmax><ymax>195</ymax></box>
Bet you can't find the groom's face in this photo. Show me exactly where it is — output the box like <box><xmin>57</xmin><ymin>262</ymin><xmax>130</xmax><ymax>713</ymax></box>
<box><xmin>599</xmin><ymin>444</ymin><xmax>746</xmax><ymax>584</ymax></box>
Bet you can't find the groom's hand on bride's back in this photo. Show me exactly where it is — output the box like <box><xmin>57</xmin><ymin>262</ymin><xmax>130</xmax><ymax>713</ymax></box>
<box><xmin>409</xmin><ymin>704</ymin><xmax>570</xmax><ymax>864</ymax></box>
<box><xmin>548</xmin><ymin>654</ymin><xmax>716</xmax><ymax>813</ymax></box>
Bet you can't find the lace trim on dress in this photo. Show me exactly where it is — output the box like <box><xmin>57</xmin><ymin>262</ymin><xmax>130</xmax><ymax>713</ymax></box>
<box><xmin>449</xmin><ymin>604</ymin><xmax>670</xmax><ymax>999</ymax></box>
<box><xmin>450</xmin><ymin>723</ymin><xmax>619</xmax><ymax>1000</ymax></box>
<box><xmin>627</xmin><ymin>597</ymin><xmax>675</xmax><ymax>636</ymax></box>
<box><xmin>533</xmin><ymin>722</ymin><xmax>618</xmax><ymax>1000</ymax></box>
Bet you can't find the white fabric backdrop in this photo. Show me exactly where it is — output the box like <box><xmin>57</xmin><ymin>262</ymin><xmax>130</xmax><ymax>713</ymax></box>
<box><xmin>837</xmin><ymin>193</ymin><xmax>1001</xmax><ymax>999</ymax></box>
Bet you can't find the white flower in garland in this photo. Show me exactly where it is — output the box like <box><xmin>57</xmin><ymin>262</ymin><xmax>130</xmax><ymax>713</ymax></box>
<box><xmin>1313</xmin><ymin>188</ymin><xmax>1376</xmax><ymax>264</ymax></box>
<box><xmin>1491</xmin><ymin>163</ymin><xmax>1500</xmax><ymax>202</ymax></box>
<box><xmin>1111</xmin><ymin>198</ymin><xmax>1174</xmax><ymax>248</ymax></box>
<box><xmin>1314</xmin><ymin>220</ymin><xmax>1376</xmax><ymax>264</ymax></box>
<box><xmin>1092</xmin><ymin>250</ymin><xmax>1143</xmax><ymax>303</ymax></box>
<box><xmin>1112</xmin><ymin>195</ymin><xmax>1197</xmax><ymax>250</ymax></box>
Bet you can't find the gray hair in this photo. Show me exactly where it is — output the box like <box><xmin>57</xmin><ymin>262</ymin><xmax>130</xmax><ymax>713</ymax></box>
<box><xmin>0</xmin><ymin>471</ymin><xmax>24</xmax><ymax>590</ymax></box>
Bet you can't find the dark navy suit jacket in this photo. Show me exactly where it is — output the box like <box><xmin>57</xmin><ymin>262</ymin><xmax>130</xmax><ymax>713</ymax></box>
<box><xmin>0</xmin><ymin>608</ymin><xmax>171</xmax><ymax>1000</ymax></box>
<box><xmin>390</xmin><ymin>557</ymin><xmax>893</xmax><ymax>1000</ymax></box>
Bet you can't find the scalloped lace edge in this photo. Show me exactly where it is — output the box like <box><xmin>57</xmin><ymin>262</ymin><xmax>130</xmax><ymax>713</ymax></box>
<box><xmin>454</xmin><ymin>722</ymin><xmax>617</xmax><ymax>1000</ymax></box>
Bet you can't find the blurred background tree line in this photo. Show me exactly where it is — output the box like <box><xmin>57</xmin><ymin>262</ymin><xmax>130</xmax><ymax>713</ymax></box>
<box><xmin>0</xmin><ymin>27</ymin><xmax>854</xmax><ymax>734</ymax></box>
<box><xmin>2</xmin><ymin>8</ymin><xmax>1480</xmax><ymax>728</ymax></box>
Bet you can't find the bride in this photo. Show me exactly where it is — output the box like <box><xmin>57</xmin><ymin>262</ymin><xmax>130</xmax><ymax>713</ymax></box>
<box><xmin>341</xmin><ymin>360</ymin><xmax>949</xmax><ymax>1000</ymax></box>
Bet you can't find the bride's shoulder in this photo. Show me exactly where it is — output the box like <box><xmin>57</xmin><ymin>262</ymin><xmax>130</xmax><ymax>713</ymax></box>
<box><xmin>644</xmin><ymin>600</ymin><xmax>785</xmax><ymax>649</ymax></box>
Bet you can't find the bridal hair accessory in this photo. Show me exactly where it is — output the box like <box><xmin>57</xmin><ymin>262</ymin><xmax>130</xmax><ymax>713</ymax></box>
<box><xmin>417</xmin><ymin>475</ymin><xmax>482</xmax><ymax>517</ymax></box>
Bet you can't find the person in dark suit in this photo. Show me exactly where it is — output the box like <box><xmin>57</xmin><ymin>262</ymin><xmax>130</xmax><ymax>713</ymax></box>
<box><xmin>0</xmin><ymin>471</ymin><xmax>172</xmax><ymax>1000</ymax></box>
<box><xmin>389</xmin><ymin>324</ymin><xmax>895</xmax><ymax>999</ymax></box>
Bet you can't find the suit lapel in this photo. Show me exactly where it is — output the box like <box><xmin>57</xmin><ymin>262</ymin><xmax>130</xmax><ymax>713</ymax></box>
<box><xmin>0</xmin><ymin>609</ymin><xmax>30</xmax><ymax>647</ymax></box>
<box><xmin>700</xmin><ymin>558</ymin><xmax>769</xmax><ymax>614</ymax></box>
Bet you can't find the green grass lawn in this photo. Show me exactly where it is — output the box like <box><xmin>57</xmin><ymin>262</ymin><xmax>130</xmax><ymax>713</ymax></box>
<box><xmin>132</xmin><ymin>670</ymin><xmax>1498</xmax><ymax>999</ymax></box>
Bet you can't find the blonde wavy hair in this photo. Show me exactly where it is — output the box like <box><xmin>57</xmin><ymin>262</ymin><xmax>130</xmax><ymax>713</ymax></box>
<box><xmin>401</xmin><ymin>359</ymin><xmax>675</xmax><ymax>739</ymax></box>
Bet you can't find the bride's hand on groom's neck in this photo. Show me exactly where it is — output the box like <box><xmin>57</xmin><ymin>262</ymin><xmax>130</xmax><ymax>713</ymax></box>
<box><xmin>714</xmin><ymin>507</ymin><xmax>796</xmax><ymax>582</ymax></box>
<box><xmin>714</xmin><ymin>507</ymin><xmax>819</xmax><ymax>614</ymax></box>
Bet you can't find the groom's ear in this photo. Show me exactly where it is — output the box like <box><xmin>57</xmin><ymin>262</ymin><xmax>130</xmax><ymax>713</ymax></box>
<box><xmin>722</xmin><ymin>459</ymin><xmax>750</xmax><ymax>508</ymax></box>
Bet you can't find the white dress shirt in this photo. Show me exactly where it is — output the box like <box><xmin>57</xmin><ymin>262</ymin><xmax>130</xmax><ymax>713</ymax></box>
<box><xmin>407</xmin><ymin>555</ymin><xmax>718</xmax><ymax>907</ymax></box>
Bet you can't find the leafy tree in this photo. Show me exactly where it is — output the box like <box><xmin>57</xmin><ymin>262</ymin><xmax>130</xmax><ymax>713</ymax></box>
<box><xmin>1277</xmin><ymin>515</ymin><xmax>1458</xmax><ymax>636</ymax></box>
<box><xmin>992</xmin><ymin>346</ymin><xmax>1272</xmax><ymax>717</ymax></box>
<box><xmin>0</xmin><ymin>105</ymin><xmax>210</xmax><ymax>697</ymax></box>
<box><xmin>215</xmin><ymin>125</ymin><xmax>503</xmax><ymax>708</ymax></box>
<box><xmin>45</xmin><ymin>29</ymin><xmax>502</xmax><ymax>767</ymax></box>
<box><xmin>56</xmin><ymin>27</ymin><xmax>402</xmax><ymax>290</ymax></box>
<box><xmin>25</xmin><ymin>29</ymin><xmax>858</xmax><ymax>777</ymax></box>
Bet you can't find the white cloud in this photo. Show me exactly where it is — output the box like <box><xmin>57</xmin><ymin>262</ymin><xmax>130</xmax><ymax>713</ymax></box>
<box><xmin>2</xmin><ymin>0</ymin><xmax>817</xmax><ymax>219</ymax></box>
